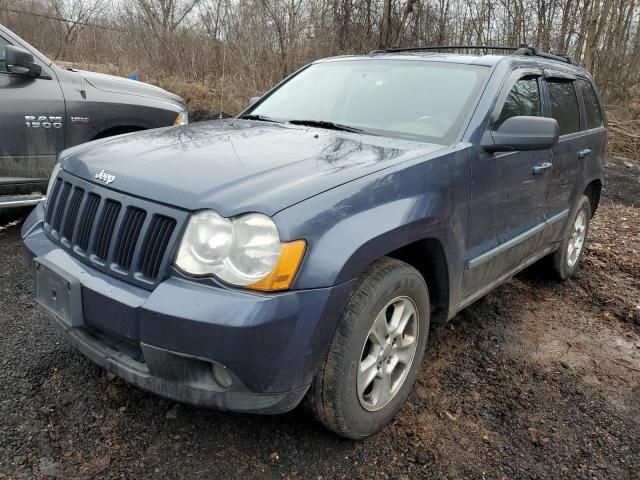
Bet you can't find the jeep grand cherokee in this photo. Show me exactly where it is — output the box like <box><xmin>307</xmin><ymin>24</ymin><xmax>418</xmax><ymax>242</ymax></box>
<box><xmin>22</xmin><ymin>46</ymin><xmax>605</xmax><ymax>439</ymax></box>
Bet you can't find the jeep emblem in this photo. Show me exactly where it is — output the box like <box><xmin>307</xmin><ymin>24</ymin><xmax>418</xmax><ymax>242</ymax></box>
<box><xmin>94</xmin><ymin>169</ymin><xmax>116</xmax><ymax>185</ymax></box>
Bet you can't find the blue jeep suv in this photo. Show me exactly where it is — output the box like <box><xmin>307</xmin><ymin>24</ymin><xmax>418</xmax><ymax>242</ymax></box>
<box><xmin>22</xmin><ymin>46</ymin><xmax>606</xmax><ymax>439</ymax></box>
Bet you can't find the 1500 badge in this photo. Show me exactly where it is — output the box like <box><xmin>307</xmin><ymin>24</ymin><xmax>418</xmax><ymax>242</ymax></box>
<box><xmin>25</xmin><ymin>116</ymin><xmax>63</xmax><ymax>129</ymax></box>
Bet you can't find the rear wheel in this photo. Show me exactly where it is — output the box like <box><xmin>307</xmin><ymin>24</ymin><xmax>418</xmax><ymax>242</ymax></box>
<box><xmin>307</xmin><ymin>258</ymin><xmax>430</xmax><ymax>439</ymax></box>
<box><xmin>552</xmin><ymin>195</ymin><xmax>591</xmax><ymax>279</ymax></box>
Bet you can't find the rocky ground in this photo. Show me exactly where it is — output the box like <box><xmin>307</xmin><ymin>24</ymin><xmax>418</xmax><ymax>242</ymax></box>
<box><xmin>0</xmin><ymin>157</ymin><xmax>639</xmax><ymax>479</ymax></box>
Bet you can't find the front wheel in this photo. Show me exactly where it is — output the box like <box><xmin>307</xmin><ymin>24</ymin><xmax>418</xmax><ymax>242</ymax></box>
<box><xmin>552</xmin><ymin>194</ymin><xmax>592</xmax><ymax>279</ymax></box>
<box><xmin>306</xmin><ymin>258</ymin><xmax>430</xmax><ymax>439</ymax></box>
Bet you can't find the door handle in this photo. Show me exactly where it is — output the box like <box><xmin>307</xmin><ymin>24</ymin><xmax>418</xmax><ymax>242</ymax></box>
<box><xmin>577</xmin><ymin>148</ymin><xmax>592</xmax><ymax>159</ymax></box>
<box><xmin>532</xmin><ymin>162</ymin><xmax>553</xmax><ymax>175</ymax></box>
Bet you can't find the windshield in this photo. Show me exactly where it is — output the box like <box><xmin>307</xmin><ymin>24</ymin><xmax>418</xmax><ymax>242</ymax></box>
<box><xmin>249</xmin><ymin>59</ymin><xmax>488</xmax><ymax>144</ymax></box>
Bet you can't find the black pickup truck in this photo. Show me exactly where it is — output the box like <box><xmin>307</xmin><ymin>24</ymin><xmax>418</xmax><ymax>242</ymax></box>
<box><xmin>0</xmin><ymin>24</ymin><xmax>187</xmax><ymax>209</ymax></box>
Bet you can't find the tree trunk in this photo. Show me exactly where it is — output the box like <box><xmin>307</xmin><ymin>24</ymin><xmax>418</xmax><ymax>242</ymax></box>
<box><xmin>379</xmin><ymin>0</ymin><xmax>391</xmax><ymax>48</ymax></box>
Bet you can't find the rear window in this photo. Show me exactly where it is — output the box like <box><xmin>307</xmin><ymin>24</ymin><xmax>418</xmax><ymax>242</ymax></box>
<box><xmin>546</xmin><ymin>80</ymin><xmax>580</xmax><ymax>135</ymax></box>
<box><xmin>577</xmin><ymin>79</ymin><xmax>604</xmax><ymax>129</ymax></box>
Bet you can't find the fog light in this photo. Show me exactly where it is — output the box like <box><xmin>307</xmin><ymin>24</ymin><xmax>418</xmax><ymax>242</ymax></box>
<box><xmin>212</xmin><ymin>363</ymin><xmax>233</xmax><ymax>389</ymax></box>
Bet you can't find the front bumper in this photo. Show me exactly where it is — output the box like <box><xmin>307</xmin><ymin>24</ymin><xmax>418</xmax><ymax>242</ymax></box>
<box><xmin>22</xmin><ymin>205</ymin><xmax>355</xmax><ymax>413</ymax></box>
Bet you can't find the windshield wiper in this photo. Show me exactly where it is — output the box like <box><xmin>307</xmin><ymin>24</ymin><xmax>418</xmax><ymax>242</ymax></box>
<box><xmin>238</xmin><ymin>113</ymin><xmax>281</xmax><ymax>123</ymax></box>
<box><xmin>287</xmin><ymin>119</ymin><xmax>370</xmax><ymax>134</ymax></box>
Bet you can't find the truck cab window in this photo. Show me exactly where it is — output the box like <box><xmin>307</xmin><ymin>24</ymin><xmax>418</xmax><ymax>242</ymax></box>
<box><xmin>546</xmin><ymin>79</ymin><xmax>580</xmax><ymax>135</ymax></box>
<box><xmin>0</xmin><ymin>36</ymin><xmax>9</xmax><ymax>73</ymax></box>
<box><xmin>494</xmin><ymin>76</ymin><xmax>541</xmax><ymax>129</ymax></box>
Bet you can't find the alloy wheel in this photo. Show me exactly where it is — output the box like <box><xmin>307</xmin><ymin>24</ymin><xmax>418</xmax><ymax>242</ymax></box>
<box><xmin>567</xmin><ymin>210</ymin><xmax>587</xmax><ymax>268</ymax></box>
<box><xmin>357</xmin><ymin>296</ymin><xmax>419</xmax><ymax>411</ymax></box>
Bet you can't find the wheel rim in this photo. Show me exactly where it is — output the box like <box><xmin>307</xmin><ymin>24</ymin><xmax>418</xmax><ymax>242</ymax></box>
<box><xmin>357</xmin><ymin>296</ymin><xmax>419</xmax><ymax>412</ymax></box>
<box><xmin>567</xmin><ymin>210</ymin><xmax>587</xmax><ymax>268</ymax></box>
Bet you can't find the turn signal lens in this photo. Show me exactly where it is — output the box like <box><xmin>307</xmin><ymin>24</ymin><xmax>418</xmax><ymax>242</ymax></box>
<box><xmin>248</xmin><ymin>240</ymin><xmax>306</xmax><ymax>292</ymax></box>
<box><xmin>174</xmin><ymin>111</ymin><xmax>189</xmax><ymax>126</ymax></box>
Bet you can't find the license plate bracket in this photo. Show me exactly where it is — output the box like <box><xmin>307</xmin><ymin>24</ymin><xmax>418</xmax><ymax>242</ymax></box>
<box><xmin>34</xmin><ymin>257</ymin><xmax>83</xmax><ymax>328</ymax></box>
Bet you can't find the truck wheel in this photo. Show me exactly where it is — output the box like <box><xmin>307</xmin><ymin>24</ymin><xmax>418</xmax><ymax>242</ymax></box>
<box><xmin>307</xmin><ymin>258</ymin><xmax>430</xmax><ymax>439</ymax></box>
<box><xmin>552</xmin><ymin>195</ymin><xmax>592</xmax><ymax>280</ymax></box>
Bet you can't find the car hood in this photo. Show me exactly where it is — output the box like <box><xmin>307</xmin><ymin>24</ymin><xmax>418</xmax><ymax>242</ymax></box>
<box><xmin>60</xmin><ymin>120</ymin><xmax>446</xmax><ymax>217</ymax></box>
<box><xmin>72</xmin><ymin>69</ymin><xmax>185</xmax><ymax>108</ymax></box>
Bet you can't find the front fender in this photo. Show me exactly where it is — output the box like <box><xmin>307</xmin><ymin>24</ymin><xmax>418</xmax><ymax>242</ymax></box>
<box><xmin>274</xmin><ymin>146</ymin><xmax>471</xmax><ymax>308</ymax></box>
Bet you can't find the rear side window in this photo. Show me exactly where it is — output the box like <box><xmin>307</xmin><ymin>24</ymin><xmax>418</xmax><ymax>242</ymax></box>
<box><xmin>494</xmin><ymin>76</ymin><xmax>541</xmax><ymax>129</ymax></box>
<box><xmin>546</xmin><ymin>80</ymin><xmax>580</xmax><ymax>135</ymax></box>
<box><xmin>577</xmin><ymin>79</ymin><xmax>604</xmax><ymax>129</ymax></box>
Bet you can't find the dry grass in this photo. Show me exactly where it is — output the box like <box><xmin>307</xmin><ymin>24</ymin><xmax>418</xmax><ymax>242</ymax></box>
<box><xmin>156</xmin><ymin>77</ymin><xmax>219</xmax><ymax>111</ymax></box>
<box><xmin>607</xmin><ymin>107</ymin><xmax>640</xmax><ymax>162</ymax></box>
<box><xmin>56</xmin><ymin>58</ymin><xmax>257</xmax><ymax>115</ymax></box>
<box><xmin>157</xmin><ymin>74</ymin><xmax>261</xmax><ymax>115</ymax></box>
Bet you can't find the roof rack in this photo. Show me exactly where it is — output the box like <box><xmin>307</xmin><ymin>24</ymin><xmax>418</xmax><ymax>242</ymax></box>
<box><xmin>369</xmin><ymin>44</ymin><xmax>577</xmax><ymax>65</ymax></box>
<box><xmin>512</xmin><ymin>45</ymin><xmax>576</xmax><ymax>65</ymax></box>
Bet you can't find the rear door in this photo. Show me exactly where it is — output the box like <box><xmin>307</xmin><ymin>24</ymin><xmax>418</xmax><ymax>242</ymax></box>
<box><xmin>0</xmin><ymin>33</ymin><xmax>65</xmax><ymax>193</ymax></box>
<box><xmin>538</xmin><ymin>73</ymin><xmax>587</xmax><ymax>246</ymax></box>
<box><xmin>463</xmin><ymin>69</ymin><xmax>552</xmax><ymax>297</ymax></box>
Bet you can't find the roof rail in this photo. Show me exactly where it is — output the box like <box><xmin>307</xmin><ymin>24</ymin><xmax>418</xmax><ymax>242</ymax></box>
<box><xmin>512</xmin><ymin>45</ymin><xmax>577</xmax><ymax>65</ymax></box>
<box><xmin>370</xmin><ymin>44</ymin><xmax>577</xmax><ymax>65</ymax></box>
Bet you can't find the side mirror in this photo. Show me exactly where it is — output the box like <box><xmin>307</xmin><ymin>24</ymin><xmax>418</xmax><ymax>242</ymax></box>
<box><xmin>482</xmin><ymin>116</ymin><xmax>559</xmax><ymax>152</ymax></box>
<box><xmin>5</xmin><ymin>45</ymin><xmax>41</xmax><ymax>77</ymax></box>
<box><xmin>248</xmin><ymin>96</ymin><xmax>261</xmax><ymax>107</ymax></box>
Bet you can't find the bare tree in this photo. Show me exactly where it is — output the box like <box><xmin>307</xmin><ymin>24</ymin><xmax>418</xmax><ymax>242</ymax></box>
<box><xmin>3</xmin><ymin>0</ymin><xmax>639</xmax><ymax>115</ymax></box>
<box><xmin>49</xmin><ymin>0</ymin><xmax>109</xmax><ymax>59</ymax></box>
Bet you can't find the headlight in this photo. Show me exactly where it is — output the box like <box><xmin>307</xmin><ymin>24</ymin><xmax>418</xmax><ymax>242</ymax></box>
<box><xmin>175</xmin><ymin>210</ymin><xmax>306</xmax><ymax>291</ymax></box>
<box><xmin>45</xmin><ymin>163</ymin><xmax>62</xmax><ymax>205</ymax></box>
<box><xmin>173</xmin><ymin>111</ymin><xmax>188</xmax><ymax>126</ymax></box>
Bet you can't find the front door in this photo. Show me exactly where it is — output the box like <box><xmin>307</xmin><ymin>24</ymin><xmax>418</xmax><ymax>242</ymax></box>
<box><xmin>463</xmin><ymin>71</ymin><xmax>552</xmax><ymax>298</ymax></box>
<box><xmin>0</xmin><ymin>34</ymin><xmax>65</xmax><ymax>193</ymax></box>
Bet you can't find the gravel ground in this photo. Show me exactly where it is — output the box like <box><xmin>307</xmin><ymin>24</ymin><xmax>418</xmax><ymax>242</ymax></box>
<box><xmin>1</xmin><ymin>158</ymin><xmax>639</xmax><ymax>479</ymax></box>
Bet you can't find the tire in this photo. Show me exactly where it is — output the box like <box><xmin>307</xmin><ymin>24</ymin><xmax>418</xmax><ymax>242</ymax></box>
<box><xmin>307</xmin><ymin>257</ymin><xmax>430</xmax><ymax>439</ymax></box>
<box><xmin>552</xmin><ymin>194</ymin><xmax>592</xmax><ymax>280</ymax></box>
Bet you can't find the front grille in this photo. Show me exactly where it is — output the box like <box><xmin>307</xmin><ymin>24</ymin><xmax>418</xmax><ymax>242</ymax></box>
<box><xmin>45</xmin><ymin>178</ymin><xmax>62</xmax><ymax>225</ymax></box>
<box><xmin>43</xmin><ymin>171</ymin><xmax>186</xmax><ymax>289</ymax></box>
<box><xmin>51</xmin><ymin>182</ymin><xmax>72</xmax><ymax>232</ymax></box>
<box><xmin>94</xmin><ymin>199</ymin><xmax>122</xmax><ymax>260</ymax></box>
<box><xmin>114</xmin><ymin>207</ymin><xmax>146</xmax><ymax>270</ymax></box>
<box><xmin>140</xmin><ymin>215</ymin><xmax>176</xmax><ymax>279</ymax></box>
<box><xmin>61</xmin><ymin>187</ymin><xmax>84</xmax><ymax>241</ymax></box>
<box><xmin>77</xmin><ymin>193</ymin><xmax>100</xmax><ymax>251</ymax></box>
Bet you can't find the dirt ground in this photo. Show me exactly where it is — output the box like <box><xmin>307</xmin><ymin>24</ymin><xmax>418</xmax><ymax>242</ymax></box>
<box><xmin>0</xmin><ymin>157</ymin><xmax>639</xmax><ymax>480</ymax></box>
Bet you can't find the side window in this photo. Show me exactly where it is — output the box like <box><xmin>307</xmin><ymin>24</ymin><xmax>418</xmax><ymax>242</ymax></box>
<box><xmin>577</xmin><ymin>79</ymin><xmax>604</xmax><ymax>129</ymax></box>
<box><xmin>0</xmin><ymin>36</ymin><xmax>9</xmax><ymax>73</ymax></box>
<box><xmin>546</xmin><ymin>79</ymin><xmax>580</xmax><ymax>135</ymax></box>
<box><xmin>494</xmin><ymin>76</ymin><xmax>541</xmax><ymax>129</ymax></box>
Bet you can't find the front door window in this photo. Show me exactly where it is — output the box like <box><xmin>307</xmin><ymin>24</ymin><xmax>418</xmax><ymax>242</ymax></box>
<box><xmin>493</xmin><ymin>76</ymin><xmax>542</xmax><ymax>129</ymax></box>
